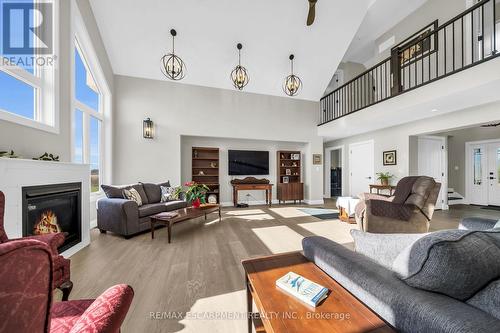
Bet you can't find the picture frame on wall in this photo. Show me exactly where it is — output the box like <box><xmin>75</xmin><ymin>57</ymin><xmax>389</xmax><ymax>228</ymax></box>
<box><xmin>383</xmin><ymin>150</ymin><xmax>397</xmax><ymax>166</ymax></box>
<box><xmin>313</xmin><ymin>154</ymin><xmax>322</xmax><ymax>165</ymax></box>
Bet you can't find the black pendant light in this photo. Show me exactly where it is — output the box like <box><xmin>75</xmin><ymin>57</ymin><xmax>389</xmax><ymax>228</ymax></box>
<box><xmin>230</xmin><ymin>43</ymin><xmax>249</xmax><ymax>90</ymax></box>
<box><xmin>283</xmin><ymin>54</ymin><xmax>302</xmax><ymax>96</ymax></box>
<box><xmin>161</xmin><ymin>29</ymin><xmax>186</xmax><ymax>80</ymax></box>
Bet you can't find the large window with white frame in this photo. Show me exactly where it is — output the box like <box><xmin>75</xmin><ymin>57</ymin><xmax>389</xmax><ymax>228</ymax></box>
<box><xmin>0</xmin><ymin>0</ymin><xmax>57</xmax><ymax>131</ymax></box>
<box><xmin>74</xmin><ymin>40</ymin><xmax>103</xmax><ymax>193</ymax></box>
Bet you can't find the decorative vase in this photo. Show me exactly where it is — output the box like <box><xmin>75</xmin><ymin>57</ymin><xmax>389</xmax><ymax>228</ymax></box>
<box><xmin>381</xmin><ymin>179</ymin><xmax>389</xmax><ymax>186</ymax></box>
<box><xmin>192</xmin><ymin>198</ymin><xmax>201</xmax><ymax>208</ymax></box>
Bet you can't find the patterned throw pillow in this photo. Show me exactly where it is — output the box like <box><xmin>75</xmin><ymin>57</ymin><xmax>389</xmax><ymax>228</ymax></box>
<box><xmin>160</xmin><ymin>186</ymin><xmax>176</xmax><ymax>202</ymax></box>
<box><xmin>123</xmin><ymin>188</ymin><xmax>143</xmax><ymax>206</ymax></box>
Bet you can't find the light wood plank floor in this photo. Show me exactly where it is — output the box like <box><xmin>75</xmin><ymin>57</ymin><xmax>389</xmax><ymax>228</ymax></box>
<box><xmin>68</xmin><ymin>203</ymin><xmax>500</xmax><ymax>332</ymax></box>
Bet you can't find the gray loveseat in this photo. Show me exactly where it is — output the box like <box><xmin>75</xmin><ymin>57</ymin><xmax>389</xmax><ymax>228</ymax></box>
<box><xmin>302</xmin><ymin>218</ymin><xmax>500</xmax><ymax>333</ymax></box>
<box><xmin>97</xmin><ymin>182</ymin><xmax>187</xmax><ymax>238</ymax></box>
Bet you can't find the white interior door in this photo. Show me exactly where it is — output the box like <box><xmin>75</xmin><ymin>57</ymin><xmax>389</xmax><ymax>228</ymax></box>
<box><xmin>418</xmin><ymin>136</ymin><xmax>446</xmax><ymax>209</ymax></box>
<box><xmin>468</xmin><ymin>144</ymin><xmax>488</xmax><ymax>205</ymax></box>
<box><xmin>487</xmin><ymin>142</ymin><xmax>500</xmax><ymax>206</ymax></box>
<box><xmin>349</xmin><ymin>141</ymin><xmax>374</xmax><ymax>198</ymax></box>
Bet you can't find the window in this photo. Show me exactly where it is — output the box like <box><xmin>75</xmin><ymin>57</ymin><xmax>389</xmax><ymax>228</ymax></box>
<box><xmin>0</xmin><ymin>0</ymin><xmax>56</xmax><ymax>130</ymax></box>
<box><xmin>73</xmin><ymin>41</ymin><xmax>103</xmax><ymax>193</ymax></box>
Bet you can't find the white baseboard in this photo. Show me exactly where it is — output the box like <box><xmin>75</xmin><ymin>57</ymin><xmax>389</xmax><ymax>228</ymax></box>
<box><xmin>304</xmin><ymin>199</ymin><xmax>325</xmax><ymax>205</ymax></box>
<box><xmin>220</xmin><ymin>199</ymin><xmax>324</xmax><ymax>207</ymax></box>
<box><xmin>220</xmin><ymin>200</ymin><xmax>279</xmax><ymax>207</ymax></box>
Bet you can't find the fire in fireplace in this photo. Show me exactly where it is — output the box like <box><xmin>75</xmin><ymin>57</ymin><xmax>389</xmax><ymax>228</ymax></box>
<box><xmin>22</xmin><ymin>183</ymin><xmax>82</xmax><ymax>252</ymax></box>
<box><xmin>34</xmin><ymin>210</ymin><xmax>62</xmax><ymax>234</ymax></box>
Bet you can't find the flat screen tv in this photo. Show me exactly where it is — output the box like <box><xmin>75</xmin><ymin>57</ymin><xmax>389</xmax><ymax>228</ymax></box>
<box><xmin>228</xmin><ymin>150</ymin><xmax>269</xmax><ymax>175</ymax></box>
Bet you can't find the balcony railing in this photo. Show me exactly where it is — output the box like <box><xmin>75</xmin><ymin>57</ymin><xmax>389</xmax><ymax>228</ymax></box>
<box><xmin>319</xmin><ymin>0</ymin><xmax>500</xmax><ymax>125</ymax></box>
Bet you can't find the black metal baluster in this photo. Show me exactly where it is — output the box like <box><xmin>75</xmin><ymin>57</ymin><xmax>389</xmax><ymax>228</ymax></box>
<box><xmin>444</xmin><ymin>25</ymin><xmax>447</xmax><ymax>74</ymax></box>
<box><xmin>494</xmin><ymin>0</ymin><xmax>497</xmax><ymax>54</ymax></box>
<box><xmin>472</xmin><ymin>10</ymin><xmax>475</xmax><ymax>63</ymax></box>
<box><xmin>481</xmin><ymin>4</ymin><xmax>485</xmax><ymax>59</ymax></box>
<box><xmin>462</xmin><ymin>16</ymin><xmax>465</xmax><ymax>68</ymax></box>
<box><xmin>453</xmin><ymin>21</ymin><xmax>456</xmax><ymax>70</ymax></box>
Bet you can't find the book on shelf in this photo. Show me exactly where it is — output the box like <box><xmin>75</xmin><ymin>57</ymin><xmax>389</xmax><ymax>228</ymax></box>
<box><xmin>276</xmin><ymin>271</ymin><xmax>328</xmax><ymax>307</ymax></box>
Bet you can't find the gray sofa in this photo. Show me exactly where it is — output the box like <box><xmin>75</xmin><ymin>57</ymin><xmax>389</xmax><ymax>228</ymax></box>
<box><xmin>97</xmin><ymin>182</ymin><xmax>187</xmax><ymax>238</ymax></box>
<box><xmin>302</xmin><ymin>218</ymin><xmax>500</xmax><ymax>333</ymax></box>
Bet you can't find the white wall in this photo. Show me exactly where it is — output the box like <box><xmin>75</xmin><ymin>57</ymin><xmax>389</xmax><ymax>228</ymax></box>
<box><xmin>113</xmin><ymin>75</ymin><xmax>324</xmax><ymax>204</ymax></box>
<box><xmin>325</xmin><ymin>101</ymin><xmax>500</xmax><ymax>193</ymax></box>
<box><xmin>181</xmin><ymin>136</ymin><xmax>307</xmax><ymax>205</ymax></box>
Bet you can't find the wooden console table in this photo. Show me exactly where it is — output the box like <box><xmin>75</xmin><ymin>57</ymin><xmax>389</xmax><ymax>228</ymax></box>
<box><xmin>232</xmin><ymin>183</ymin><xmax>273</xmax><ymax>207</ymax></box>
<box><xmin>369</xmin><ymin>184</ymin><xmax>396</xmax><ymax>196</ymax></box>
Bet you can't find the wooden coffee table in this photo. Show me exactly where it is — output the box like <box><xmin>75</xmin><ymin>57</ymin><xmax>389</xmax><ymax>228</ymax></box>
<box><xmin>150</xmin><ymin>204</ymin><xmax>221</xmax><ymax>243</ymax></box>
<box><xmin>242</xmin><ymin>252</ymin><xmax>395</xmax><ymax>333</ymax></box>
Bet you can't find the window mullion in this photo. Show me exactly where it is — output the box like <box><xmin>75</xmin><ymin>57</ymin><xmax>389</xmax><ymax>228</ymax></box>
<box><xmin>83</xmin><ymin>112</ymin><xmax>90</xmax><ymax>164</ymax></box>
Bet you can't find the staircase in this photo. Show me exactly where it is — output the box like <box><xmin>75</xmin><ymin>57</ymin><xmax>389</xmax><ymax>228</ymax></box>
<box><xmin>448</xmin><ymin>188</ymin><xmax>465</xmax><ymax>205</ymax></box>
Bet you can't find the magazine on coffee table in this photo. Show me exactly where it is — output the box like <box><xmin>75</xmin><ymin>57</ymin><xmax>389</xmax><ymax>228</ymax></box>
<box><xmin>154</xmin><ymin>211</ymin><xmax>179</xmax><ymax>219</ymax></box>
<box><xmin>276</xmin><ymin>271</ymin><xmax>328</xmax><ymax>307</ymax></box>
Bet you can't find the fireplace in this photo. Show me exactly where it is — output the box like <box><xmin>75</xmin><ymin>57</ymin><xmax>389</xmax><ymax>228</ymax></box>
<box><xmin>22</xmin><ymin>183</ymin><xmax>82</xmax><ymax>252</ymax></box>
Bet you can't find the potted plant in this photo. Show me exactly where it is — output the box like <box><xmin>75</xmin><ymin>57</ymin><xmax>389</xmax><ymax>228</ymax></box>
<box><xmin>376</xmin><ymin>172</ymin><xmax>394</xmax><ymax>186</ymax></box>
<box><xmin>183</xmin><ymin>181</ymin><xmax>210</xmax><ymax>208</ymax></box>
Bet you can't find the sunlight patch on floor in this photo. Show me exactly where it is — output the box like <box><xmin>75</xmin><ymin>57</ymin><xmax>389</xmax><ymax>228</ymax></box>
<box><xmin>233</xmin><ymin>214</ymin><xmax>274</xmax><ymax>221</ymax></box>
<box><xmin>252</xmin><ymin>226</ymin><xmax>304</xmax><ymax>253</ymax></box>
<box><xmin>298</xmin><ymin>220</ymin><xmax>358</xmax><ymax>245</ymax></box>
<box><xmin>225</xmin><ymin>209</ymin><xmax>266</xmax><ymax>216</ymax></box>
<box><xmin>269</xmin><ymin>207</ymin><xmax>312</xmax><ymax>218</ymax></box>
<box><xmin>179</xmin><ymin>290</ymin><xmax>247</xmax><ymax>333</ymax></box>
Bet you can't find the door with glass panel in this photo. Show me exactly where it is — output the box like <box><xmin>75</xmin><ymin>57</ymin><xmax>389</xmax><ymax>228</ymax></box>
<box><xmin>487</xmin><ymin>142</ymin><xmax>500</xmax><ymax>206</ymax></box>
<box><xmin>468</xmin><ymin>141</ymin><xmax>500</xmax><ymax>206</ymax></box>
<box><xmin>469</xmin><ymin>144</ymin><xmax>488</xmax><ymax>205</ymax></box>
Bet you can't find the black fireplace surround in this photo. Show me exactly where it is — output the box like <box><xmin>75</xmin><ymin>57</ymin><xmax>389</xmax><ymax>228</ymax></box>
<box><xmin>22</xmin><ymin>183</ymin><xmax>82</xmax><ymax>252</ymax></box>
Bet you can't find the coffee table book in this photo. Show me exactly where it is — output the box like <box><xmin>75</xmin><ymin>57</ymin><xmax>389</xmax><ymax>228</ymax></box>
<box><xmin>275</xmin><ymin>271</ymin><xmax>328</xmax><ymax>307</ymax></box>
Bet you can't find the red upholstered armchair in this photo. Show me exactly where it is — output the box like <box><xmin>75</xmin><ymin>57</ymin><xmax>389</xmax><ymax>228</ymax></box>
<box><xmin>0</xmin><ymin>239</ymin><xmax>134</xmax><ymax>333</ymax></box>
<box><xmin>0</xmin><ymin>190</ymin><xmax>72</xmax><ymax>300</ymax></box>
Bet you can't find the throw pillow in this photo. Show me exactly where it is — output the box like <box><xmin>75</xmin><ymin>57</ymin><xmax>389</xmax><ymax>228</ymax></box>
<box><xmin>466</xmin><ymin>279</ymin><xmax>500</xmax><ymax>320</ymax></box>
<box><xmin>351</xmin><ymin>230</ymin><xmax>426</xmax><ymax>269</ymax></box>
<box><xmin>140</xmin><ymin>183</ymin><xmax>162</xmax><ymax>203</ymax></box>
<box><xmin>160</xmin><ymin>186</ymin><xmax>176</xmax><ymax>202</ymax></box>
<box><xmin>101</xmin><ymin>185</ymin><xmax>124</xmax><ymax>199</ymax></box>
<box><xmin>392</xmin><ymin>229</ymin><xmax>500</xmax><ymax>300</ymax></box>
<box><xmin>123</xmin><ymin>188</ymin><xmax>143</xmax><ymax>206</ymax></box>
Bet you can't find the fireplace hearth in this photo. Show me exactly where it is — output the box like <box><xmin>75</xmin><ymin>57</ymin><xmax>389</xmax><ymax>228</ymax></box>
<box><xmin>22</xmin><ymin>183</ymin><xmax>82</xmax><ymax>252</ymax></box>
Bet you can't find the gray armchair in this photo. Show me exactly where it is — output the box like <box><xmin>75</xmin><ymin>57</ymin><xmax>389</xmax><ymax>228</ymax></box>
<box><xmin>355</xmin><ymin>176</ymin><xmax>441</xmax><ymax>233</ymax></box>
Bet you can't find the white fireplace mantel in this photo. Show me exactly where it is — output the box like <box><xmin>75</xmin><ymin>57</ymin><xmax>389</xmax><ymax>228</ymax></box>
<box><xmin>0</xmin><ymin>158</ymin><xmax>90</xmax><ymax>257</ymax></box>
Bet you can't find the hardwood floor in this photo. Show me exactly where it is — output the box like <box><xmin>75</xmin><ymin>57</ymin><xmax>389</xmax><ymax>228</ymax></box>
<box><xmin>68</xmin><ymin>203</ymin><xmax>500</xmax><ymax>333</ymax></box>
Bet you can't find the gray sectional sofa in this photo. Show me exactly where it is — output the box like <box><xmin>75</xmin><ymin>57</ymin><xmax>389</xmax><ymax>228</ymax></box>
<box><xmin>302</xmin><ymin>217</ymin><xmax>500</xmax><ymax>333</ymax></box>
<box><xmin>97</xmin><ymin>182</ymin><xmax>187</xmax><ymax>238</ymax></box>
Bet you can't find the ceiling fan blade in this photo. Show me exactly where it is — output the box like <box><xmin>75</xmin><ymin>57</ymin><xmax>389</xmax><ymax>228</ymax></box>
<box><xmin>307</xmin><ymin>1</ymin><xmax>317</xmax><ymax>26</ymax></box>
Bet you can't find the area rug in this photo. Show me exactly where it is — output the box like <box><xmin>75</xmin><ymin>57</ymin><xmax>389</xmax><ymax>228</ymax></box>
<box><xmin>481</xmin><ymin>206</ymin><xmax>500</xmax><ymax>212</ymax></box>
<box><xmin>297</xmin><ymin>208</ymin><xmax>339</xmax><ymax>220</ymax></box>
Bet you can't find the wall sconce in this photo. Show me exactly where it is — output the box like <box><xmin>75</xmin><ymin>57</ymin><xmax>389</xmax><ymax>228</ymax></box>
<box><xmin>143</xmin><ymin>118</ymin><xmax>154</xmax><ymax>139</ymax></box>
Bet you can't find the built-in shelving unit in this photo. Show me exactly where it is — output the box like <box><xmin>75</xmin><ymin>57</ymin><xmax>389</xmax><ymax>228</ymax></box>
<box><xmin>192</xmin><ymin>147</ymin><xmax>220</xmax><ymax>203</ymax></box>
<box><xmin>276</xmin><ymin>151</ymin><xmax>303</xmax><ymax>204</ymax></box>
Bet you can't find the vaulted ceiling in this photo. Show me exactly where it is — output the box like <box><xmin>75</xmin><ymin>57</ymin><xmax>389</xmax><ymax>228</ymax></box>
<box><xmin>89</xmin><ymin>0</ymin><xmax>374</xmax><ymax>101</ymax></box>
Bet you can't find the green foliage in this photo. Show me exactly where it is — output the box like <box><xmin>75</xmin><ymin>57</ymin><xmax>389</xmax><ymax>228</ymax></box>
<box><xmin>376</xmin><ymin>172</ymin><xmax>394</xmax><ymax>181</ymax></box>
<box><xmin>182</xmin><ymin>182</ymin><xmax>210</xmax><ymax>204</ymax></box>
